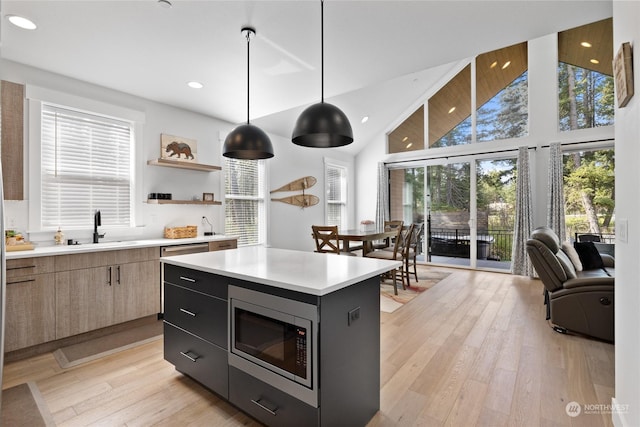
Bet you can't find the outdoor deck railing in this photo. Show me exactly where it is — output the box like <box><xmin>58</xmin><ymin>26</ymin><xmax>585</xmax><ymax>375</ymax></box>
<box><xmin>427</xmin><ymin>227</ymin><xmax>514</xmax><ymax>261</ymax></box>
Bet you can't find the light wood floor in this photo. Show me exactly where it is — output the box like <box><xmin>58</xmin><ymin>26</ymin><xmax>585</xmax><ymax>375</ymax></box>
<box><xmin>3</xmin><ymin>267</ymin><xmax>614</xmax><ymax>426</ymax></box>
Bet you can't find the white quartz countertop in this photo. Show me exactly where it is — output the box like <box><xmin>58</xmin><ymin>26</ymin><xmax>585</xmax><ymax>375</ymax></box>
<box><xmin>161</xmin><ymin>246</ymin><xmax>402</xmax><ymax>296</ymax></box>
<box><xmin>6</xmin><ymin>235</ymin><xmax>235</xmax><ymax>259</ymax></box>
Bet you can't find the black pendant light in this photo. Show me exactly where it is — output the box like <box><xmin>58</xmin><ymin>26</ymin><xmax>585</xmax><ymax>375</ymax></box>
<box><xmin>223</xmin><ymin>27</ymin><xmax>274</xmax><ymax>159</ymax></box>
<box><xmin>292</xmin><ymin>0</ymin><xmax>353</xmax><ymax>148</ymax></box>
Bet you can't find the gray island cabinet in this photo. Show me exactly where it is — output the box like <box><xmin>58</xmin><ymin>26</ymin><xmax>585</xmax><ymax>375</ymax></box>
<box><xmin>161</xmin><ymin>246</ymin><xmax>400</xmax><ymax>427</ymax></box>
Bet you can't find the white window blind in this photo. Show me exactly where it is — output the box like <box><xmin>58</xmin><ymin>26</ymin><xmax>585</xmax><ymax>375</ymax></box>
<box><xmin>326</xmin><ymin>162</ymin><xmax>347</xmax><ymax>228</ymax></box>
<box><xmin>225</xmin><ymin>158</ymin><xmax>266</xmax><ymax>246</ymax></box>
<box><xmin>41</xmin><ymin>104</ymin><xmax>133</xmax><ymax>229</ymax></box>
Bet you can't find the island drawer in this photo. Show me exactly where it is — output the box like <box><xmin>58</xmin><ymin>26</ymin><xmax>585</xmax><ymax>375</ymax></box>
<box><xmin>229</xmin><ymin>366</ymin><xmax>319</xmax><ymax>427</ymax></box>
<box><xmin>164</xmin><ymin>323</ymin><xmax>228</xmax><ymax>399</ymax></box>
<box><xmin>163</xmin><ymin>264</ymin><xmax>227</xmax><ymax>299</ymax></box>
<box><xmin>164</xmin><ymin>283</ymin><xmax>227</xmax><ymax>348</ymax></box>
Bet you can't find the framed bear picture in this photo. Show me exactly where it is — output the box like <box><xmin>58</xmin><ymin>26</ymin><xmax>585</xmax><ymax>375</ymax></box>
<box><xmin>161</xmin><ymin>134</ymin><xmax>198</xmax><ymax>163</ymax></box>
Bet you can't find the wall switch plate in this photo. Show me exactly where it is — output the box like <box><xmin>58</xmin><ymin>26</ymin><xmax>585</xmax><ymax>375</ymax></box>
<box><xmin>348</xmin><ymin>307</ymin><xmax>360</xmax><ymax>326</ymax></box>
<box><xmin>618</xmin><ymin>218</ymin><xmax>628</xmax><ymax>243</ymax></box>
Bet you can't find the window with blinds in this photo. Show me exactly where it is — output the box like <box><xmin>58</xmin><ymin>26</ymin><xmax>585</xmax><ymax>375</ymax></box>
<box><xmin>224</xmin><ymin>158</ymin><xmax>266</xmax><ymax>246</ymax></box>
<box><xmin>326</xmin><ymin>162</ymin><xmax>347</xmax><ymax>228</ymax></box>
<box><xmin>41</xmin><ymin>104</ymin><xmax>133</xmax><ymax>229</ymax></box>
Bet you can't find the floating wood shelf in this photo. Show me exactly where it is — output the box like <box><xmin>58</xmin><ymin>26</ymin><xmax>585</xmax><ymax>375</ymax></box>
<box><xmin>147</xmin><ymin>158</ymin><xmax>221</xmax><ymax>172</ymax></box>
<box><xmin>146</xmin><ymin>199</ymin><xmax>221</xmax><ymax>205</ymax></box>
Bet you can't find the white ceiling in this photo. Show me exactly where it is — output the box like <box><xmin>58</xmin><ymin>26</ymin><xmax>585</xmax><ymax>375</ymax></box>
<box><xmin>0</xmin><ymin>1</ymin><xmax>612</xmax><ymax>155</ymax></box>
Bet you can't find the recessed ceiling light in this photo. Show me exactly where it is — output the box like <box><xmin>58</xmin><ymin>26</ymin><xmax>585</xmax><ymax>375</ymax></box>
<box><xmin>490</xmin><ymin>61</ymin><xmax>498</xmax><ymax>69</ymax></box>
<box><xmin>6</xmin><ymin>14</ymin><xmax>37</xmax><ymax>30</ymax></box>
<box><xmin>187</xmin><ymin>81</ymin><xmax>203</xmax><ymax>89</ymax></box>
<box><xmin>581</xmin><ymin>42</ymin><xmax>592</xmax><ymax>48</ymax></box>
<box><xmin>590</xmin><ymin>58</ymin><xmax>600</xmax><ymax>64</ymax></box>
<box><xmin>448</xmin><ymin>107</ymin><xmax>456</xmax><ymax>114</ymax></box>
<box><xmin>157</xmin><ymin>0</ymin><xmax>172</xmax><ymax>8</ymax></box>
<box><xmin>406</xmin><ymin>142</ymin><xmax>413</xmax><ymax>149</ymax></box>
<box><xmin>361</xmin><ymin>116</ymin><xmax>369</xmax><ymax>124</ymax></box>
<box><xmin>402</xmin><ymin>136</ymin><xmax>409</xmax><ymax>142</ymax></box>
<box><xmin>501</xmin><ymin>61</ymin><xmax>511</xmax><ymax>70</ymax></box>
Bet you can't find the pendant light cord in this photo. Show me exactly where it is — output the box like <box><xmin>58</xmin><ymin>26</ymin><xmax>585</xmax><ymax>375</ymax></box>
<box><xmin>321</xmin><ymin>0</ymin><xmax>324</xmax><ymax>103</ymax></box>
<box><xmin>246</xmin><ymin>29</ymin><xmax>251</xmax><ymax>124</ymax></box>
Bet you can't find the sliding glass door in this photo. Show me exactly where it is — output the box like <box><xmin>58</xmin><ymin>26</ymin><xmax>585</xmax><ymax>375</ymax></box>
<box><xmin>475</xmin><ymin>158</ymin><xmax>517</xmax><ymax>270</ymax></box>
<box><xmin>426</xmin><ymin>162</ymin><xmax>472</xmax><ymax>267</ymax></box>
<box><xmin>389</xmin><ymin>154</ymin><xmax>516</xmax><ymax>271</ymax></box>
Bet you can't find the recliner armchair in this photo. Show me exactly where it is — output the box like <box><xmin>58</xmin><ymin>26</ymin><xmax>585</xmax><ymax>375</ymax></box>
<box><xmin>526</xmin><ymin>226</ymin><xmax>614</xmax><ymax>342</ymax></box>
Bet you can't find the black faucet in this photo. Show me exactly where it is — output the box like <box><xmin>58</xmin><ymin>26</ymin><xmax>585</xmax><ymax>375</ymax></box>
<box><xmin>93</xmin><ymin>210</ymin><xmax>105</xmax><ymax>243</ymax></box>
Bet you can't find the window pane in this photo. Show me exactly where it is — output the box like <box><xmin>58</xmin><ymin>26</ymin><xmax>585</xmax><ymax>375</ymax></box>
<box><xmin>476</xmin><ymin>158</ymin><xmax>517</xmax><ymax>269</ymax></box>
<box><xmin>325</xmin><ymin>163</ymin><xmax>347</xmax><ymax>228</ymax></box>
<box><xmin>429</xmin><ymin>65</ymin><xmax>471</xmax><ymax>148</ymax></box>
<box><xmin>225</xmin><ymin>158</ymin><xmax>265</xmax><ymax>246</ymax></box>
<box><xmin>388</xmin><ymin>106</ymin><xmax>424</xmax><ymax>154</ymax></box>
<box><xmin>558</xmin><ymin>18</ymin><xmax>614</xmax><ymax>131</ymax></box>
<box><xmin>41</xmin><ymin>105</ymin><xmax>132</xmax><ymax>229</ymax></box>
<box><xmin>426</xmin><ymin>162</ymin><xmax>471</xmax><ymax>266</ymax></box>
<box><xmin>476</xmin><ymin>42</ymin><xmax>528</xmax><ymax>142</ymax></box>
<box><xmin>563</xmin><ymin>148</ymin><xmax>615</xmax><ymax>242</ymax></box>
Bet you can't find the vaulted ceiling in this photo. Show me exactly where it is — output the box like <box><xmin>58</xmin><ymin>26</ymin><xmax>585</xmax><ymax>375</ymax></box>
<box><xmin>0</xmin><ymin>1</ymin><xmax>613</xmax><ymax>155</ymax></box>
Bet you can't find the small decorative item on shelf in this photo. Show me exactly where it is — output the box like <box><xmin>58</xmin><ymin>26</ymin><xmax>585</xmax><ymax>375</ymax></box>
<box><xmin>148</xmin><ymin>193</ymin><xmax>172</xmax><ymax>200</ymax></box>
<box><xmin>203</xmin><ymin>192</ymin><xmax>214</xmax><ymax>202</ymax></box>
<box><xmin>164</xmin><ymin>225</ymin><xmax>198</xmax><ymax>239</ymax></box>
<box><xmin>360</xmin><ymin>220</ymin><xmax>375</xmax><ymax>232</ymax></box>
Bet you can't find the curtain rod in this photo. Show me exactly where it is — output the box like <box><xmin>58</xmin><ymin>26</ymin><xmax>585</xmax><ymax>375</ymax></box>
<box><xmin>384</xmin><ymin>138</ymin><xmax>614</xmax><ymax>166</ymax></box>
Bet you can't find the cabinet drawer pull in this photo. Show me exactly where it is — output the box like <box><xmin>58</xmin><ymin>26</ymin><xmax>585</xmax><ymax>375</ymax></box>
<box><xmin>7</xmin><ymin>265</ymin><xmax>36</xmax><ymax>271</ymax></box>
<box><xmin>7</xmin><ymin>278</ymin><xmax>36</xmax><ymax>285</ymax></box>
<box><xmin>179</xmin><ymin>308</ymin><xmax>197</xmax><ymax>317</ymax></box>
<box><xmin>117</xmin><ymin>266</ymin><xmax>121</xmax><ymax>284</ymax></box>
<box><xmin>108</xmin><ymin>266</ymin><xmax>112</xmax><ymax>286</ymax></box>
<box><xmin>179</xmin><ymin>351</ymin><xmax>199</xmax><ymax>362</ymax></box>
<box><xmin>179</xmin><ymin>276</ymin><xmax>196</xmax><ymax>283</ymax></box>
<box><xmin>251</xmin><ymin>398</ymin><xmax>278</xmax><ymax>416</ymax></box>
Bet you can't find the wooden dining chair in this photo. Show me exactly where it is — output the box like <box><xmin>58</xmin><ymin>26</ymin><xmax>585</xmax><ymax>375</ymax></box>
<box><xmin>406</xmin><ymin>223</ymin><xmax>424</xmax><ymax>283</ymax></box>
<box><xmin>372</xmin><ymin>220</ymin><xmax>404</xmax><ymax>250</ymax></box>
<box><xmin>381</xmin><ymin>224</ymin><xmax>415</xmax><ymax>284</ymax></box>
<box><xmin>311</xmin><ymin>225</ymin><xmax>355</xmax><ymax>256</ymax></box>
<box><xmin>365</xmin><ymin>223</ymin><xmax>412</xmax><ymax>295</ymax></box>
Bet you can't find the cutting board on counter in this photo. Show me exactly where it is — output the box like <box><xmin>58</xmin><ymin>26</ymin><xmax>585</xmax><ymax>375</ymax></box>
<box><xmin>6</xmin><ymin>243</ymin><xmax>35</xmax><ymax>252</ymax></box>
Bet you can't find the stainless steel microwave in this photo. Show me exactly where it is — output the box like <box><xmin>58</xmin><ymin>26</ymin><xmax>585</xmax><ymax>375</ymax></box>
<box><xmin>228</xmin><ymin>285</ymin><xmax>319</xmax><ymax>407</ymax></box>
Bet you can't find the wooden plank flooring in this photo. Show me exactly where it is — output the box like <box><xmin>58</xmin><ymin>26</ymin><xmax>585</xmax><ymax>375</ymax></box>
<box><xmin>2</xmin><ymin>268</ymin><xmax>614</xmax><ymax>426</ymax></box>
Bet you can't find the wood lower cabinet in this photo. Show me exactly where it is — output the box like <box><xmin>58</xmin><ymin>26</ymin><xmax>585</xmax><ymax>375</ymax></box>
<box><xmin>5</xmin><ymin>257</ymin><xmax>56</xmax><ymax>352</ymax></box>
<box><xmin>55</xmin><ymin>248</ymin><xmax>160</xmax><ymax>339</ymax></box>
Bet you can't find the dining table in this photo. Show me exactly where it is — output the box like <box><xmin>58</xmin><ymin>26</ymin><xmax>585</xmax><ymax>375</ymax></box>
<box><xmin>337</xmin><ymin>228</ymin><xmax>399</xmax><ymax>256</ymax></box>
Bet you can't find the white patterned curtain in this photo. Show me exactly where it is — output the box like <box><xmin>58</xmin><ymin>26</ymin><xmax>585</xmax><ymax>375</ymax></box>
<box><xmin>547</xmin><ymin>143</ymin><xmax>566</xmax><ymax>242</ymax></box>
<box><xmin>511</xmin><ymin>147</ymin><xmax>534</xmax><ymax>276</ymax></box>
<box><xmin>375</xmin><ymin>162</ymin><xmax>389</xmax><ymax>229</ymax></box>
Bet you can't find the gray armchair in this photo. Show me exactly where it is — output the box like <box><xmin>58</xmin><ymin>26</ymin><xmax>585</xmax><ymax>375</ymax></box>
<box><xmin>526</xmin><ymin>226</ymin><xmax>614</xmax><ymax>342</ymax></box>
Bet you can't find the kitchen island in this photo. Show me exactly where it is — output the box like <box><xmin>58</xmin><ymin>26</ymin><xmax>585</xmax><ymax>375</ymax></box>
<box><xmin>161</xmin><ymin>246</ymin><xmax>401</xmax><ymax>427</ymax></box>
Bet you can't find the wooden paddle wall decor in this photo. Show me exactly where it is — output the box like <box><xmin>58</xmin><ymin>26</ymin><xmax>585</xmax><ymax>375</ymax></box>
<box><xmin>271</xmin><ymin>176</ymin><xmax>319</xmax><ymax>208</ymax></box>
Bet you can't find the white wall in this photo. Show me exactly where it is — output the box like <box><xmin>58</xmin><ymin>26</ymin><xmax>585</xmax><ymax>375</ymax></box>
<box><xmin>1</xmin><ymin>59</ymin><xmax>355</xmax><ymax>250</ymax></box>
<box><xmin>267</xmin><ymin>133</ymin><xmax>355</xmax><ymax>251</ymax></box>
<box><xmin>612</xmin><ymin>2</ymin><xmax>640</xmax><ymax>426</ymax></box>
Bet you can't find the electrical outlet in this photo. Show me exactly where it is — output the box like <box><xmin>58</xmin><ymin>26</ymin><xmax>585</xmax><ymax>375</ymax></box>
<box><xmin>348</xmin><ymin>307</ymin><xmax>360</xmax><ymax>326</ymax></box>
